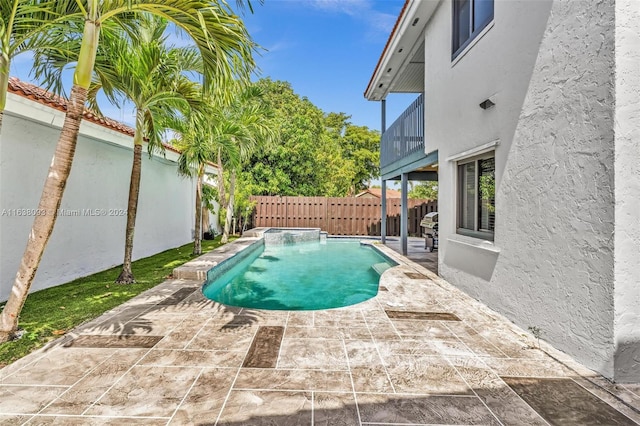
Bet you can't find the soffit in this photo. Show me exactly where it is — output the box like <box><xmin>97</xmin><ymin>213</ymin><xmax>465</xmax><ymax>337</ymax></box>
<box><xmin>389</xmin><ymin>43</ymin><xmax>425</xmax><ymax>93</ymax></box>
<box><xmin>364</xmin><ymin>0</ymin><xmax>439</xmax><ymax>101</ymax></box>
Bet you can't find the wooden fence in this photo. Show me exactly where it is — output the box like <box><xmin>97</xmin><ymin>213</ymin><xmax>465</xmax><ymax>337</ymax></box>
<box><xmin>249</xmin><ymin>196</ymin><xmax>437</xmax><ymax>236</ymax></box>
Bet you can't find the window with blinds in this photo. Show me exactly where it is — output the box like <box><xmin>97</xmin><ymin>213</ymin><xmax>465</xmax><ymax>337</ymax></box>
<box><xmin>457</xmin><ymin>153</ymin><xmax>495</xmax><ymax>240</ymax></box>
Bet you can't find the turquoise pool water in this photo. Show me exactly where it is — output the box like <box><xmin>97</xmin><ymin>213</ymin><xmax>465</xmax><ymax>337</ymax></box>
<box><xmin>202</xmin><ymin>240</ymin><xmax>395</xmax><ymax>310</ymax></box>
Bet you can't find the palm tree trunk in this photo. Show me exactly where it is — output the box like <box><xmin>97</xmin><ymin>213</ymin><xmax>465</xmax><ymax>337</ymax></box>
<box><xmin>193</xmin><ymin>168</ymin><xmax>203</xmax><ymax>255</ymax></box>
<box><xmin>216</xmin><ymin>148</ymin><xmax>230</xmax><ymax>241</ymax></box>
<box><xmin>222</xmin><ymin>170</ymin><xmax>236</xmax><ymax>244</ymax></box>
<box><xmin>0</xmin><ymin>54</ymin><xmax>9</xmax><ymax>134</ymax></box>
<box><xmin>0</xmin><ymin>8</ymin><xmax>99</xmax><ymax>341</ymax></box>
<box><xmin>116</xmin><ymin>141</ymin><xmax>143</xmax><ymax>284</ymax></box>
<box><xmin>216</xmin><ymin>148</ymin><xmax>226</xmax><ymax>209</ymax></box>
<box><xmin>202</xmin><ymin>206</ymin><xmax>210</xmax><ymax>236</ymax></box>
<box><xmin>0</xmin><ymin>84</ymin><xmax>87</xmax><ymax>342</ymax></box>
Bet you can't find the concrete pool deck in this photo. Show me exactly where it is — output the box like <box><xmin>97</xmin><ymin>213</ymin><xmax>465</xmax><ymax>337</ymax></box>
<box><xmin>1</xmin><ymin>235</ymin><xmax>640</xmax><ymax>425</ymax></box>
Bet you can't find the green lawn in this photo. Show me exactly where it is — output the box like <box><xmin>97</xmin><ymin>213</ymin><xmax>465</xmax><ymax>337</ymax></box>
<box><xmin>0</xmin><ymin>237</ymin><xmax>232</xmax><ymax>367</ymax></box>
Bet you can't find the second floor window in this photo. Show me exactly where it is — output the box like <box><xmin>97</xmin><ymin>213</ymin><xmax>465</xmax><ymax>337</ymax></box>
<box><xmin>452</xmin><ymin>0</ymin><xmax>494</xmax><ymax>59</ymax></box>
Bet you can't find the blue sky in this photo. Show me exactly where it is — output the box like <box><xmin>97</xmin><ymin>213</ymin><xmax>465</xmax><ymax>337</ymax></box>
<box><xmin>10</xmin><ymin>0</ymin><xmax>416</xmax><ymax>132</ymax></box>
<box><xmin>241</xmin><ymin>0</ymin><xmax>415</xmax><ymax>131</ymax></box>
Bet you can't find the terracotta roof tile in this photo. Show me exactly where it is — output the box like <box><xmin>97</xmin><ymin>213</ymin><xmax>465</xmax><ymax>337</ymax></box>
<box><xmin>356</xmin><ymin>188</ymin><xmax>402</xmax><ymax>198</ymax></box>
<box><xmin>7</xmin><ymin>77</ymin><xmax>187</xmax><ymax>157</ymax></box>
<box><xmin>9</xmin><ymin>77</ymin><xmax>135</xmax><ymax>136</ymax></box>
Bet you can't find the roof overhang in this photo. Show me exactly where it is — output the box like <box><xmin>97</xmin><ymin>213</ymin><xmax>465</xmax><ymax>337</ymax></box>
<box><xmin>364</xmin><ymin>0</ymin><xmax>441</xmax><ymax>101</ymax></box>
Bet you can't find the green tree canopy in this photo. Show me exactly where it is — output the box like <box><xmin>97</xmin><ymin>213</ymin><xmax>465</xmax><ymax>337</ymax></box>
<box><xmin>409</xmin><ymin>181</ymin><xmax>438</xmax><ymax>200</ymax></box>
<box><xmin>240</xmin><ymin>78</ymin><xmax>380</xmax><ymax>197</ymax></box>
<box><xmin>324</xmin><ymin>112</ymin><xmax>380</xmax><ymax>195</ymax></box>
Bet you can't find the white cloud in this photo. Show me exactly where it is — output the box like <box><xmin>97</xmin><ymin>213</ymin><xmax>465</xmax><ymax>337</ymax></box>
<box><xmin>265</xmin><ymin>40</ymin><xmax>296</xmax><ymax>53</ymax></box>
<box><xmin>368</xmin><ymin>11</ymin><xmax>397</xmax><ymax>34</ymax></box>
<box><xmin>310</xmin><ymin>0</ymin><xmax>371</xmax><ymax>15</ymax></box>
<box><xmin>307</xmin><ymin>0</ymin><xmax>397</xmax><ymax>37</ymax></box>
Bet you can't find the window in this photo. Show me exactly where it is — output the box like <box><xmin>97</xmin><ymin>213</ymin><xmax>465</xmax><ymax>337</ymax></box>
<box><xmin>452</xmin><ymin>0</ymin><xmax>494</xmax><ymax>59</ymax></box>
<box><xmin>457</xmin><ymin>154</ymin><xmax>495</xmax><ymax>240</ymax></box>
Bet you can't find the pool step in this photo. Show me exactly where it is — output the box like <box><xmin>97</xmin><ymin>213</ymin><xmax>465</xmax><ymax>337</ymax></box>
<box><xmin>372</xmin><ymin>262</ymin><xmax>392</xmax><ymax>275</ymax></box>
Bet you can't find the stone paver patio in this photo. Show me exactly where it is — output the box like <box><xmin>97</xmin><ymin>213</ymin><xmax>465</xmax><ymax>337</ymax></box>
<box><xmin>1</xmin><ymin>235</ymin><xmax>640</xmax><ymax>425</ymax></box>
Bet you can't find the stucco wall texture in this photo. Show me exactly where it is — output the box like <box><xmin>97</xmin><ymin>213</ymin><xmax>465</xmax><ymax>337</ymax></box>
<box><xmin>613</xmin><ymin>0</ymin><xmax>640</xmax><ymax>382</ymax></box>
<box><xmin>0</xmin><ymin>94</ymin><xmax>199</xmax><ymax>301</ymax></box>
<box><xmin>497</xmin><ymin>0</ymin><xmax>617</xmax><ymax>378</ymax></box>
<box><xmin>423</xmin><ymin>0</ymin><xmax>638</xmax><ymax>381</ymax></box>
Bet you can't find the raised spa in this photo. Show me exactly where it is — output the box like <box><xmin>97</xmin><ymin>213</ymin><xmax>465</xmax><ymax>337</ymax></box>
<box><xmin>202</xmin><ymin>230</ymin><xmax>396</xmax><ymax>310</ymax></box>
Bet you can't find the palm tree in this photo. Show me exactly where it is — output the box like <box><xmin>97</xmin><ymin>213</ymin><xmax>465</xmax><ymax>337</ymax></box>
<box><xmin>0</xmin><ymin>0</ymin><xmax>256</xmax><ymax>343</ymax></box>
<box><xmin>214</xmin><ymin>85</ymin><xmax>275</xmax><ymax>243</ymax></box>
<box><xmin>89</xmin><ymin>15</ymin><xmax>205</xmax><ymax>283</ymax></box>
<box><xmin>173</xmin><ymin>102</ymin><xmax>241</xmax><ymax>255</ymax></box>
<box><xmin>201</xmin><ymin>183</ymin><xmax>217</xmax><ymax>237</ymax></box>
<box><xmin>0</xmin><ymin>0</ymin><xmax>82</xmax><ymax>131</ymax></box>
<box><xmin>176</xmin><ymin>123</ymin><xmax>216</xmax><ymax>256</ymax></box>
<box><xmin>172</xmin><ymin>84</ymin><xmax>274</xmax><ymax>253</ymax></box>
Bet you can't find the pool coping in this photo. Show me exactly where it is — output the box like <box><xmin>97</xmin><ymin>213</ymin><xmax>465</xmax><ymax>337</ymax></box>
<box><xmin>154</xmin><ymin>227</ymin><xmax>630</xmax><ymax>386</ymax></box>
<box><xmin>172</xmin><ymin>228</ymin><xmax>403</xmax><ymax>283</ymax></box>
<box><xmin>195</xmin><ymin>231</ymin><xmax>400</xmax><ymax>311</ymax></box>
<box><xmin>172</xmin><ymin>234</ymin><xmax>264</xmax><ymax>281</ymax></box>
<box><xmin>172</xmin><ymin>230</ymin><xmax>618</xmax><ymax>383</ymax></box>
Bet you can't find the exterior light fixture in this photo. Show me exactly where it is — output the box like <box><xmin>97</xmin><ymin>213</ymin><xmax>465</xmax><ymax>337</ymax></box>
<box><xmin>412</xmin><ymin>18</ymin><xmax>420</xmax><ymax>26</ymax></box>
<box><xmin>387</xmin><ymin>68</ymin><xmax>392</xmax><ymax>73</ymax></box>
<box><xmin>479</xmin><ymin>98</ymin><xmax>495</xmax><ymax>109</ymax></box>
<box><xmin>398</xmin><ymin>48</ymin><xmax>403</xmax><ymax>53</ymax></box>
<box><xmin>378</xmin><ymin>83</ymin><xmax>383</xmax><ymax>88</ymax></box>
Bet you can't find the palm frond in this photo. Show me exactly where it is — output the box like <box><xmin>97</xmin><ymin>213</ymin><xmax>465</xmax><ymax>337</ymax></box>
<box><xmin>100</xmin><ymin>0</ymin><xmax>257</xmax><ymax>98</ymax></box>
<box><xmin>1</xmin><ymin>0</ymin><xmax>83</xmax><ymax>56</ymax></box>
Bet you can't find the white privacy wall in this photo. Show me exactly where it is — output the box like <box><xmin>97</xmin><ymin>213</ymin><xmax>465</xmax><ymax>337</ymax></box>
<box><xmin>0</xmin><ymin>92</ymin><xmax>199</xmax><ymax>301</ymax></box>
<box><xmin>422</xmin><ymin>0</ymin><xmax>629</xmax><ymax>379</ymax></box>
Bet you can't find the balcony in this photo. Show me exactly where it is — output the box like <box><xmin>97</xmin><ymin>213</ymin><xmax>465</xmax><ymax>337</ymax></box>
<box><xmin>380</xmin><ymin>94</ymin><xmax>436</xmax><ymax>181</ymax></box>
<box><xmin>381</xmin><ymin>94</ymin><xmax>424</xmax><ymax>168</ymax></box>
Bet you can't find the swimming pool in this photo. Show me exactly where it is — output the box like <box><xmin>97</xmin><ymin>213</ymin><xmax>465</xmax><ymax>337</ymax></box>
<box><xmin>202</xmin><ymin>239</ymin><xmax>396</xmax><ymax>310</ymax></box>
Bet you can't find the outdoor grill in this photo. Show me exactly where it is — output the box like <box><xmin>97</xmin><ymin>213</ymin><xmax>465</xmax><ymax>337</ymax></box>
<box><xmin>420</xmin><ymin>212</ymin><xmax>438</xmax><ymax>252</ymax></box>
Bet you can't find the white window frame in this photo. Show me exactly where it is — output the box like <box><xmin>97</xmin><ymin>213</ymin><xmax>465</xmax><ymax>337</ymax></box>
<box><xmin>456</xmin><ymin>151</ymin><xmax>495</xmax><ymax>241</ymax></box>
<box><xmin>452</xmin><ymin>0</ymin><xmax>495</xmax><ymax>60</ymax></box>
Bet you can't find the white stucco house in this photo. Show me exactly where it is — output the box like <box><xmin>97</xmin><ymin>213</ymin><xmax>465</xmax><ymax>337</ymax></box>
<box><xmin>0</xmin><ymin>78</ymin><xmax>218</xmax><ymax>301</ymax></box>
<box><xmin>366</xmin><ymin>0</ymin><xmax>640</xmax><ymax>382</ymax></box>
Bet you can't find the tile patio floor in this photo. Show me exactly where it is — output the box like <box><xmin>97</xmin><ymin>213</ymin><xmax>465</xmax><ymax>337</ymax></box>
<box><xmin>384</xmin><ymin>237</ymin><xmax>438</xmax><ymax>274</ymax></box>
<box><xmin>1</xmin><ymin>236</ymin><xmax>640</xmax><ymax>425</ymax></box>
